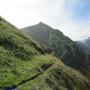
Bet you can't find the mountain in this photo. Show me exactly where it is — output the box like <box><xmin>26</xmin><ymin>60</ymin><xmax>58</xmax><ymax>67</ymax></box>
<box><xmin>85</xmin><ymin>37</ymin><xmax>90</xmax><ymax>48</ymax></box>
<box><xmin>75</xmin><ymin>38</ymin><xmax>90</xmax><ymax>80</ymax></box>
<box><xmin>76</xmin><ymin>37</ymin><xmax>90</xmax><ymax>53</ymax></box>
<box><xmin>22</xmin><ymin>22</ymin><xmax>90</xmax><ymax>79</ymax></box>
<box><xmin>75</xmin><ymin>41</ymin><xmax>90</xmax><ymax>54</ymax></box>
<box><xmin>0</xmin><ymin>17</ymin><xmax>90</xmax><ymax>90</ymax></box>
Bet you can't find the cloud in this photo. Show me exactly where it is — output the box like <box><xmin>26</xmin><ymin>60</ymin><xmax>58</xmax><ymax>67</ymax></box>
<box><xmin>0</xmin><ymin>0</ymin><xmax>41</xmax><ymax>27</ymax></box>
<box><xmin>65</xmin><ymin>0</ymin><xmax>90</xmax><ymax>21</ymax></box>
<box><xmin>61</xmin><ymin>0</ymin><xmax>90</xmax><ymax>40</ymax></box>
<box><xmin>0</xmin><ymin>0</ymin><xmax>90</xmax><ymax>40</ymax></box>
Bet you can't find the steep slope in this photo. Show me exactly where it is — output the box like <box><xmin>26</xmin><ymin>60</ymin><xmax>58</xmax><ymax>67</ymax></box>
<box><xmin>75</xmin><ymin>41</ymin><xmax>89</xmax><ymax>53</ymax></box>
<box><xmin>0</xmin><ymin>17</ymin><xmax>90</xmax><ymax>90</ymax></box>
<box><xmin>22</xmin><ymin>22</ymin><xmax>88</xmax><ymax>78</ymax></box>
<box><xmin>75</xmin><ymin>39</ymin><xmax>90</xmax><ymax>79</ymax></box>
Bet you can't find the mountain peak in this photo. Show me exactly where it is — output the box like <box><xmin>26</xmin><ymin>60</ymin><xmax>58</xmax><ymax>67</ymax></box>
<box><xmin>39</xmin><ymin>21</ymin><xmax>44</xmax><ymax>24</ymax></box>
<box><xmin>36</xmin><ymin>22</ymin><xmax>54</xmax><ymax>30</ymax></box>
<box><xmin>38</xmin><ymin>22</ymin><xmax>49</xmax><ymax>26</ymax></box>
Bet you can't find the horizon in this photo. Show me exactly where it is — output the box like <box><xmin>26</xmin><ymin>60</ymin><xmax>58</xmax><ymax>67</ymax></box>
<box><xmin>0</xmin><ymin>0</ymin><xmax>90</xmax><ymax>40</ymax></box>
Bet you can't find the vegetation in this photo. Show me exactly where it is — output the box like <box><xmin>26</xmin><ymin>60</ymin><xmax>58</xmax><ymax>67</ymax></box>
<box><xmin>0</xmin><ymin>17</ymin><xmax>90</xmax><ymax>90</ymax></box>
<box><xmin>22</xmin><ymin>22</ymin><xmax>90</xmax><ymax>80</ymax></box>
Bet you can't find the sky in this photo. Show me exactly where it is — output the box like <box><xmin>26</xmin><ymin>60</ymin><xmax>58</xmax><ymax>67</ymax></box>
<box><xmin>0</xmin><ymin>0</ymin><xmax>90</xmax><ymax>40</ymax></box>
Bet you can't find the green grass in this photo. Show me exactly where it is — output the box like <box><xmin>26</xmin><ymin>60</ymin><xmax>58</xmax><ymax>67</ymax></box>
<box><xmin>0</xmin><ymin>17</ymin><xmax>89</xmax><ymax>90</ymax></box>
<box><xmin>17</xmin><ymin>56</ymin><xmax>88</xmax><ymax>90</ymax></box>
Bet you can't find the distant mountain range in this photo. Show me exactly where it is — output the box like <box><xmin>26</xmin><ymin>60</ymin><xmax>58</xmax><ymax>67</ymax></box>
<box><xmin>76</xmin><ymin>37</ymin><xmax>90</xmax><ymax>54</ymax></box>
<box><xmin>84</xmin><ymin>37</ymin><xmax>90</xmax><ymax>48</ymax></box>
<box><xmin>22</xmin><ymin>22</ymin><xmax>90</xmax><ymax>80</ymax></box>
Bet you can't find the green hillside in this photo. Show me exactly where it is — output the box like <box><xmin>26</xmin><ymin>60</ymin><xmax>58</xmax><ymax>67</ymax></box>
<box><xmin>22</xmin><ymin>22</ymin><xmax>90</xmax><ymax>79</ymax></box>
<box><xmin>0</xmin><ymin>17</ymin><xmax>90</xmax><ymax>90</ymax></box>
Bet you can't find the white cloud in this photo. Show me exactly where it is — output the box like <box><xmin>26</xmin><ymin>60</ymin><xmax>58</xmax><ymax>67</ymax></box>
<box><xmin>0</xmin><ymin>0</ymin><xmax>90</xmax><ymax>40</ymax></box>
<box><xmin>0</xmin><ymin>0</ymin><xmax>41</xmax><ymax>27</ymax></box>
<box><xmin>61</xmin><ymin>21</ymin><xmax>90</xmax><ymax>41</ymax></box>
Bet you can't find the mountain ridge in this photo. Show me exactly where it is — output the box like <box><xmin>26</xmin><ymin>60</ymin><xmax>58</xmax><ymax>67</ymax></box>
<box><xmin>22</xmin><ymin>22</ymin><xmax>90</xmax><ymax>80</ymax></box>
<box><xmin>0</xmin><ymin>17</ymin><xmax>90</xmax><ymax>90</ymax></box>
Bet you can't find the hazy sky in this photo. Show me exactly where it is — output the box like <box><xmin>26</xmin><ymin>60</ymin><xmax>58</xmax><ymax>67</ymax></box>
<box><xmin>0</xmin><ymin>0</ymin><xmax>90</xmax><ymax>40</ymax></box>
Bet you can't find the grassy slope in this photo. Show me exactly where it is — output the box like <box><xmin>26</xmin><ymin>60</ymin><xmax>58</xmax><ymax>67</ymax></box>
<box><xmin>22</xmin><ymin>22</ymin><xmax>90</xmax><ymax>80</ymax></box>
<box><xmin>0</xmin><ymin>17</ymin><xmax>89</xmax><ymax>90</ymax></box>
<box><xmin>17</xmin><ymin>56</ymin><xmax>89</xmax><ymax>90</ymax></box>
